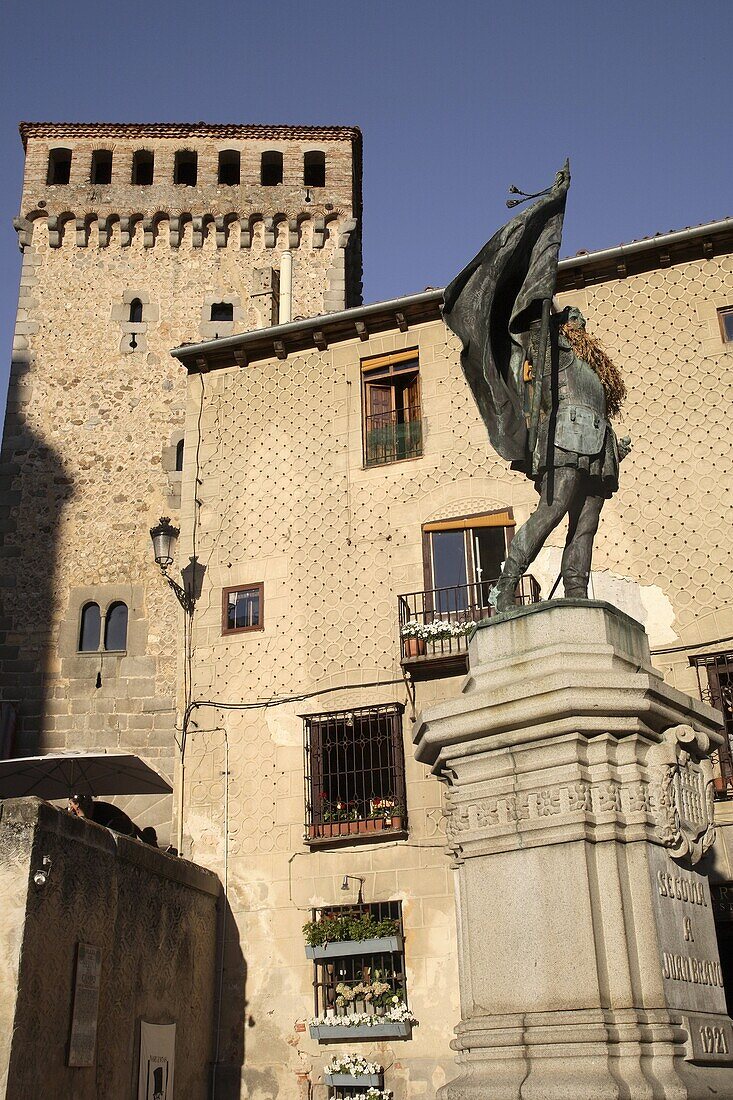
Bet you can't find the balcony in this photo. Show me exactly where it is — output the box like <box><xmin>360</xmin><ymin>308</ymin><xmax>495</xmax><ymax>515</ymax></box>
<box><xmin>364</xmin><ymin>408</ymin><xmax>422</xmax><ymax>468</ymax></box>
<box><xmin>398</xmin><ymin>576</ymin><xmax>541</xmax><ymax>680</ymax></box>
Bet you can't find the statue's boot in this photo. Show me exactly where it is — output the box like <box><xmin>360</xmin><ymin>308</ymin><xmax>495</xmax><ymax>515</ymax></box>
<box><xmin>562</xmin><ymin>569</ymin><xmax>589</xmax><ymax>599</ymax></box>
<box><xmin>490</xmin><ymin>548</ymin><xmax>530</xmax><ymax>613</ymax></box>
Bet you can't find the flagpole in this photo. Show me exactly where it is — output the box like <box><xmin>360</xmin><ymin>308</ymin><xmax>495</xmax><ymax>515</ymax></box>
<box><xmin>527</xmin><ymin>295</ymin><xmax>552</xmax><ymax>457</ymax></box>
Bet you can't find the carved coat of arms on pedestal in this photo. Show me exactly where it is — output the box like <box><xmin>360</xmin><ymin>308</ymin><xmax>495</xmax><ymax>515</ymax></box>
<box><xmin>649</xmin><ymin>724</ymin><xmax>716</xmax><ymax>865</ymax></box>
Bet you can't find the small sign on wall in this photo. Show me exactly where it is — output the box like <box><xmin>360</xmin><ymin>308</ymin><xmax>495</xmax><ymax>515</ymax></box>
<box><xmin>67</xmin><ymin>942</ymin><xmax>102</xmax><ymax>1067</ymax></box>
<box><xmin>138</xmin><ymin>1021</ymin><xmax>176</xmax><ymax>1100</ymax></box>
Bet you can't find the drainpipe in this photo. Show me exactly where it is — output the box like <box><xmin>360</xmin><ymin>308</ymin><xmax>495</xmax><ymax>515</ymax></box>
<box><xmin>279</xmin><ymin>250</ymin><xmax>292</xmax><ymax>325</ymax></box>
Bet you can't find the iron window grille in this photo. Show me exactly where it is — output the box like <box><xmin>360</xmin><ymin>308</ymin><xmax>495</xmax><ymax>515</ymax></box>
<box><xmin>303</xmin><ymin>704</ymin><xmax>407</xmax><ymax>843</ymax></box>
<box><xmin>310</xmin><ymin>901</ymin><xmax>406</xmax><ymax>1020</ymax></box>
<box><xmin>692</xmin><ymin>651</ymin><xmax>733</xmax><ymax>798</ymax></box>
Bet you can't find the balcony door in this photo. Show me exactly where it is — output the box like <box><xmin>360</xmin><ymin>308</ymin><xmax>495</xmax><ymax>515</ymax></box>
<box><xmin>427</xmin><ymin>513</ymin><xmax>512</xmax><ymax>615</ymax></box>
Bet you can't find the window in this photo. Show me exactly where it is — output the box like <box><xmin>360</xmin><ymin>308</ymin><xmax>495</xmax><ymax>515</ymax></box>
<box><xmin>174</xmin><ymin>150</ymin><xmax>197</xmax><ymax>186</ymax></box>
<box><xmin>132</xmin><ymin>150</ymin><xmax>154</xmax><ymax>185</ymax></box>
<box><xmin>362</xmin><ymin>351</ymin><xmax>422</xmax><ymax>467</ymax></box>
<box><xmin>104</xmin><ymin>602</ymin><xmax>128</xmax><ymax>651</ymax></box>
<box><xmin>397</xmin><ymin>511</ymin><xmax>541</xmax><ymax>670</ymax></box>
<box><xmin>692</xmin><ymin>652</ymin><xmax>733</xmax><ymax>797</ymax></box>
<box><xmin>427</xmin><ymin>513</ymin><xmax>512</xmax><ymax>613</ymax></box>
<box><xmin>47</xmin><ymin>148</ymin><xmax>72</xmax><ymax>185</ymax></box>
<box><xmin>129</xmin><ymin>298</ymin><xmax>143</xmax><ymax>324</ymax></box>
<box><xmin>718</xmin><ymin>307</ymin><xmax>733</xmax><ymax>344</ymax></box>
<box><xmin>78</xmin><ymin>603</ymin><xmax>101</xmax><ymax>652</ymax></box>
<box><xmin>303</xmin><ymin>703</ymin><xmax>407</xmax><ymax>842</ymax></box>
<box><xmin>175</xmin><ymin>439</ymin><xmax>184</xmax><ymax>472</ymax></box>
<box><xmin>308</xmin><ymin>901</ymin><xmax>410</xmax><ymax>1037</ymax></box>
<box><xmin>222</xmin><ymin>584</ymin><xmax>264</xmax><ymax>634</ymax></box>
<box><xmin>303</xmin><ymin>150</ymin><xmax>325</xmax><ymax>187</ymax></box>
<box><xmin>218</xmin><ymin>149</ymin><xmax>240</xmax><ymax>185</ymax></box>
<box><xmin>261</xmin><ymin>150</ymin><xmax>283</xmax><ymax>186</ymax></box>
<box><xmin>90</xmin><ymin>150</ymin><xmax>112</xmax><ymax>185</ymax></box>
<box><xmin>210</xmin><ymin>302</ymin><xmax>234</xmax><ymax>322</ymax></box>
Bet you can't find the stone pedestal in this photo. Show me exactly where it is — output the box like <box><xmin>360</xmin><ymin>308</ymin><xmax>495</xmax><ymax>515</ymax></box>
<box><xmin>414</xmin><ymin>601</ymin><xmax>733</xmax><ymax>1099</ymax></box>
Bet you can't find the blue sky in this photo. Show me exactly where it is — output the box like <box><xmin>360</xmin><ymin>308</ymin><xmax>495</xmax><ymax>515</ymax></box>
<box><xmin>0</xmin><ymin>0</ymin><xmax>730</xmax><ymax>415</ymax></box>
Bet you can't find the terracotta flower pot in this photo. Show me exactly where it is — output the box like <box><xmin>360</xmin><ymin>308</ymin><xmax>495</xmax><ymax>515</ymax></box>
<box><xmin>404</xmin><ymin>636</ymin><xmax>426</xmax><ymax>657</ymax></box>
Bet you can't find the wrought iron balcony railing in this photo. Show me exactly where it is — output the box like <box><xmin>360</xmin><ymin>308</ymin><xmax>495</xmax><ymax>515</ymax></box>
<box><xmin>364</xmin><ymin>408</ymin><xmax>422</xmax><ymax>467</ymax></box>
<box><xmin>398</xmin><ymin>576</ymin><xmax>541</xmax><ymax>668</ymax></box>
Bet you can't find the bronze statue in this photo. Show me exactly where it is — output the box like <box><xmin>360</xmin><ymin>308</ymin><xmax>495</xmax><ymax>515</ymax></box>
<box><xmin>443</xmin><ymin>163</ymin><xmax>630</xmax><ymax>612</ymax></box>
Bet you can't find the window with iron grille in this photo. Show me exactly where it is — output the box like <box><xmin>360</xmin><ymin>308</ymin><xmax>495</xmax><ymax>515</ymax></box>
<box><xmin>361</xmin><ymin>351</ymin><xmax>422</xmax><ymax>467</ymax></box>
<box><xmin>303</xmin><ymin>704</ymin><xmax>407</xmax><ymax>842</ymax></box>
<box><xmin>692</xmin><ymin>651</ymin><xmax>733</xmax><ymax>798</ymax></box>
<box><xmin>310</xmin><ymin>901</ymin><xmax>407</xmax><ymax>1020</ymax></box>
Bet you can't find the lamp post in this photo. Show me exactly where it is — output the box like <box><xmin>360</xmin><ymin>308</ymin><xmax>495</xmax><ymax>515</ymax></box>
<box><xmin>149</xmin><ymin>516</ymin><xmax>196</xmax><ymax>613</ymax></box>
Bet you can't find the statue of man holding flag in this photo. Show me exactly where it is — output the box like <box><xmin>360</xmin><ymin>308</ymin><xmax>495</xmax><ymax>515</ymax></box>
<box><xmin>443</xmin><ymin>162</ymin><xmax>630</xmax><ymax>613</ymax></box>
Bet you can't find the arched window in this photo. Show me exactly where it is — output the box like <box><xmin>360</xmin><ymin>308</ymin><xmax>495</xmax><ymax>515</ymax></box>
<box><xmin>175</xmin><ymin>150</ymin><xmax>198</xmax><ymax>186</ymax></box>
<box><xmin>132</xmin><ymin>150</ymin><xmax>154</xmax><ymax>185</ymax></box>
<box><xmin>91</xmin><ymin>150</ymin><xmax>113</xmax><ymax>185</ymax></box>
<box><xmin>78</xmin><ymin>602</ymin><xmax>101</xmax><ymax>652</ymax></box>
<box><xmin>304</xmin><ymin>150</ymin><xmax>325</xmax><ymax>188</ymax></box>
<box><xmin>104</xmin><ymin>602</ymin><xmax>128</xmax><ymax>652</ymax></box>
<box><xmin>47</xmin><ymin>148</ymin><xmax>72</xmax><ymax>185</ymax></box>
<box><xmin>175</xmin><ymin>439</ymin><xmax>184</xmax><ymax>471</ymax></box>
<box><xmin>129</xmin><ymin>298</ymin><xmax>143</xmax><ymax>324</ymax></box>
<box><xmin>210</xmin><ymin>302</ymin><xmax>234</xmax><ymax>322</ymax></box>
<box><xmin>218</xmin><ymin>150</ymin><xmax>240</xmax><ymax>186</ymax></box>
<box><xmin>261</xmin><ymin>151</ymin><xmax>283</xmax><ymax>186</ymax></box>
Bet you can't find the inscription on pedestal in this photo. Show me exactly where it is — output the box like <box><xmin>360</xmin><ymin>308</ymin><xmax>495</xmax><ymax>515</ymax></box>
<box><xmin>649</xmin><ymin>845</ymin><xmax>727</xmax><ymax>1017</ymax></box>
<box><xmin>684</xmin><ymin>1014</ymin><xmax>733</xmax><ymax>1064</ymax></box>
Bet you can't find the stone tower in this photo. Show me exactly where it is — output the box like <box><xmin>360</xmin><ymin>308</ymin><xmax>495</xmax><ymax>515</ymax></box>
<box><xmin>1</xmin><ymin>122</ymin><xmax>362</xmax><ymax>836</ymax></box>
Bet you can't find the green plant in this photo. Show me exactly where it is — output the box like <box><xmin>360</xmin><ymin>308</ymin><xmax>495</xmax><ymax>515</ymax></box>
<box><xmin>302</xmin><ymin>911</ymin><xmax>400</xmax><ymax>947</ymax></box>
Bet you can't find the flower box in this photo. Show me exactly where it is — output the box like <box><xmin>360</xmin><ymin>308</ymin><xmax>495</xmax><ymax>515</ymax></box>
<box><xmin>325</xmin><ymin>1072</ymin><xmax>383</xmax><ymax>1086</ymax></box>
<box><xmin>310</xmin><ymin>1020</ymin><xmax>412</xmax><ymax>1041</ymax></box>
<box><xmin>363</xmin><ymin>815</ymin><xmax>403</xmax><ymax>833</ymax></box>
<box><xmin>307</xmin><ymin>817</ymin><xmax>404</xmax><ymax>840</ymax></box>
<box><xmin>305</xmin><ymin>935</ymin><xmax>402</xmax><ymax>960</ymax></box>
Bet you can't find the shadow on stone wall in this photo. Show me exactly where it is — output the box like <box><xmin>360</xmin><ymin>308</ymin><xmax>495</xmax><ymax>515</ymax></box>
<box><xmin>212</xmin><ymin>897</ymin><xmax>247</xmax><ymax>1098</ymax></box>
<box><xmin>0</xmin><ymin>338</ymin><xmax>72</xmax><ymax>756</ymax></box>
<box><xmin>0</xmin><ymin>797</ymin><xmax>228</xmax><ymax>1099</ymax></box>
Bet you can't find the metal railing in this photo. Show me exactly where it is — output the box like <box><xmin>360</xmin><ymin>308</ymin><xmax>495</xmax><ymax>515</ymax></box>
<box><xmin>692</xmin><ymin>651</ymin><xmax>733</xmax><ymax>799</ymax></box>
<box><xmin>364</xmin><ymin>407</ymin><xmax>422</xmax><ymax>467</ymax></box>
<box><xmin>303</xmin><ymin>704</ymin><xmax>407</xmax><ymax>841</ymax></box>
<box><xmin>309</xmin><ymin>901</ymin><xmax>406</xmax><ymax>1019</ymax></box>
<box><xmin>398</xmin><ymin>575</ymin><xmax>541</xmax><ymax>663</ymax></box>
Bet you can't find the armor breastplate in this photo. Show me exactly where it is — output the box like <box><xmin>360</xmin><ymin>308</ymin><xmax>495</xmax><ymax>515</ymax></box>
<box><xmin>533</xmin><ymin>333</ymin><xmax>610</xmax><ymax>458</ymax></box>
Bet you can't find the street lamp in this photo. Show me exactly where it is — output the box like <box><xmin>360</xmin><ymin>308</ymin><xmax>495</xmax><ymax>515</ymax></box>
<box><xmin>149</xmin><ymin>516</ymin><xmax>195</xmax><ymax>613</ymax></box>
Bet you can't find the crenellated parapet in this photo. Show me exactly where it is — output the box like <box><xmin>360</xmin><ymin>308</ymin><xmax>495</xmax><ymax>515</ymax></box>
<box><xmin>13</xmin><ymin>209</ymin><xmax>357</xmax><ymax>252</ymax></box>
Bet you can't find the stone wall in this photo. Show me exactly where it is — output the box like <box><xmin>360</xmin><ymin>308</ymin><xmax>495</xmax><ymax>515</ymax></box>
<box><xmin>0</xmin><ymin>123</ymin><xmax>362</xmax><ymax>842</ymax></box>
<box><xmin>0</xmin><ymin>796</ymin><xmax>222</xmax><ymax>1100</ymax></box>
<box><xmin>174</xmin><ymin>247</ymin><xmax>733</xmax><ymax>1097</ymax></box>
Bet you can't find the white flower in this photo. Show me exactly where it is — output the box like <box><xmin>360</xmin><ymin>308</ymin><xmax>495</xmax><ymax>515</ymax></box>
<box><xmin>326</xmin><ymin>1053</ymin><xmax>382</xmax><ymax>1075</ymax></box>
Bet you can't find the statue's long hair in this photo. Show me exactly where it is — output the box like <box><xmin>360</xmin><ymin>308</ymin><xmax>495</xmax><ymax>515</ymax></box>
<box><xmin>561</xmin><ymin>324</ymin><xmax>627</xmax><ymax>419</ymax></box>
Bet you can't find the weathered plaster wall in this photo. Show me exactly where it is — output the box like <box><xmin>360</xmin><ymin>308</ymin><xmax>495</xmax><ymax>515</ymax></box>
<box><xmin>177</xmin><ymin>249</ymin><xmax>733</xmax><ymax>1097</ymax></box>
<box><xmin>0</xmin><ymin>796</ymin><xmax>221</xmax><ymax>1100</ymax></box>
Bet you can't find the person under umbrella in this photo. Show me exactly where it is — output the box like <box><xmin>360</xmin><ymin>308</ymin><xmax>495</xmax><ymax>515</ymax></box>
<box><xmin>68</xmin><ymin>792</ymin><xmax>142</xmax><ymax>839</ymax></box>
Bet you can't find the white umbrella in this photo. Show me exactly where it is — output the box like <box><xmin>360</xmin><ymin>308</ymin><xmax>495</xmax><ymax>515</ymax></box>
<box><xmin>0</xmin><ymin>751</ymin><xmax>172</xmax><ymax>800</ymax></box>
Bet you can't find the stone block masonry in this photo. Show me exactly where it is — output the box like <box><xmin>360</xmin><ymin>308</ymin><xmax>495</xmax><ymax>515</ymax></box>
<box><xmin>0</xmin><ymin>122</ymin><xmax>362</xmax><ymax>843</ymax></box>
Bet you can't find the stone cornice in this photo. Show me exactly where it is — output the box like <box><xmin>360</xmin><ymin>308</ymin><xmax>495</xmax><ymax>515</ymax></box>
<box><xmin>174</xmin><ymin>218</ymin><xmax>733</xmax><ymax>374</ymax></box>
<box><xmin>19</xmin><ymin>120</ymin><xmax>362</xmax><ymax>148</ymax></box>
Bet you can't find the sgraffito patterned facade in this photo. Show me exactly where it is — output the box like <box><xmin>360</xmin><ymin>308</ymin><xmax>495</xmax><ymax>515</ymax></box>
<box><xmin>173</xmin><ymin>233</ymin><xmax>733</xmax><ymax>1097</ymax></box>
